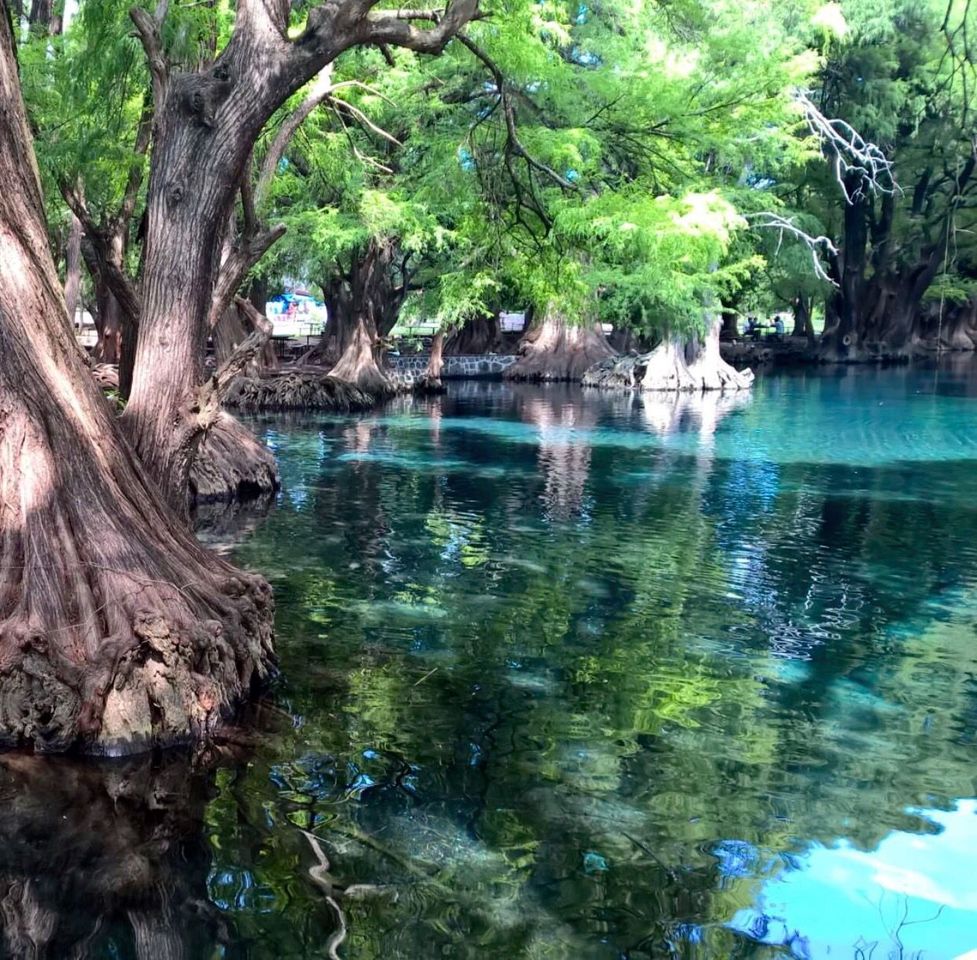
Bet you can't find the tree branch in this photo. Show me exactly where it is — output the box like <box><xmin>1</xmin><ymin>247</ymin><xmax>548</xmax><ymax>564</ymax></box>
<box><xmin>60</xmin><ymin>180</ymin><xmax>143</xmax><ymax>324</ymax></box>
<box><xmin>362</xmin><ymin>0</ymin><xmax>482</xmax><ymax>52</ymax></box>
<box><xmin>793</xmin><ymin>89</ymin><xmax>896</xmax><ymax>202</ymax></box>
<box><xmin>327</xmin><ymin>94</ymin><xmax>402</xmax><ymax>146</ymax></box>
<box><xmin>208</xmin><ymin>224</ymin><xmax>287</xmax><ymax>329</ymax></box>
<box><xmin>456</xmin><ymin>34</ymin><xmax>578</xmax><ymax>192</ymax></box>
<box><xmin>130</xmin><ymin>6</ymin><xmax>169</xmax><ymax>106</ymax></box>
<box><xmin>256</xmin><ymin>66</ymin><xmax>335</xmax><ymax>208</ymax></box>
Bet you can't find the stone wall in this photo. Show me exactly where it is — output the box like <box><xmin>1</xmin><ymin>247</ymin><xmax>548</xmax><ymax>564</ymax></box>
<box><xmin>387</xmin><ymin>354</ymin><xmax>517</xmax><ymax>385</ymax></box>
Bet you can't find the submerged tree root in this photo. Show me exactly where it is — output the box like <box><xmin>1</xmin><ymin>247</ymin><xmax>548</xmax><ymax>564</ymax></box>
<box><xmin>191</xmin><ymin>413</ymin><xmax>280</xmax><ymax>503</ymax></box>
<box><xmin>224</xmin><ymin>371</ymin><xmax>377</xmax><ymax>412</ymax></box>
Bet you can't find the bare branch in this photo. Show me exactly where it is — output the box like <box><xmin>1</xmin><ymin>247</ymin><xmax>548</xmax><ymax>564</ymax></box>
<box><xmin>327</xmin><ymin>94</ymin><xmax>402</xmax><ymax>146</ymax></box>
<box><xmin>749</xmin><ymin>212</ymin><xmax>838</xmax><ymax>286</ymax></box>
<box><xmin>363</xmin><ymin>0</ymin><xmax>481</xmax><ymax>54</ymax></box>
<box><xmin>793</xmin><ymin>90</ymin><xmax>896</xmax><ymax>202</ymax></box>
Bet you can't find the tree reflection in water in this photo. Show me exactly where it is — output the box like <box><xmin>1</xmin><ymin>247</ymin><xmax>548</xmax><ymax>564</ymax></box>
<box><xmin>18</xmin><ymin>372</ymin><xmax>977</xmax><ymax>958</ymax></box>
<box><xmin>0</xmin><ymin>752</ymin><xmax>227</xmax><ymax>959</ymax></box>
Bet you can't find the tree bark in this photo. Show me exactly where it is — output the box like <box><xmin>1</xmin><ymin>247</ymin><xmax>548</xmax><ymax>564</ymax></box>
<box><xmin>121</xmin><ymin>0</ymin><xmax>481</xmax><ymax>511</ymax></box>
<box><xmin>721</xmin><ymin>309</ymin><xmax>739</xmax><ymax>341</ymax></box>
<box><xmin>62</xmin><ymin>214</ymin><xmax>82</xmax><ymax>327</ymax></box>
<box><xmin>213</xmin><ymin>301</ymin><xmax>277</xmax><ymax>373</ymax></box>
<box><xmin>791</xmin><ymin>294</ymin><xmax>814</xmax><ymax>342</ymax></box>
<box><xmin>0</xmin><ymin>6</ymin><xmax>275</xmax><ymax>753</ymax></box>
<box><xmin>503</xmin><ymin>305</ymin><xmax>616</xmax><ymax>382</ymax></box>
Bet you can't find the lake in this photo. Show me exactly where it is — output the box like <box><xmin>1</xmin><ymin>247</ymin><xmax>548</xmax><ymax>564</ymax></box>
<box><xmin>7</xmin><ymin>366</ymin><xmax>977</xmax><ymax>959</ymax></box>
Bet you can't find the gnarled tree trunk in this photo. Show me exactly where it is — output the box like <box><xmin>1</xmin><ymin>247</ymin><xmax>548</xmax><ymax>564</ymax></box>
<box><xmin>504</xmin><ymin>306</ymin><xmax>616</xmax><ymax>382</ymax></box>
<box><xmin>118</xmin><ymin>0</ymin><xmax>481</xmax><ymax>508</ymax></box>
<box><xmin>0</xmin><ymin>10</ymin><xmax>275</xmax><ymax>754</ymax></box>
<box><xmin>301</xmin><ymin>272</ymin><xmax>355</xmax><ymax>367</ymax></box>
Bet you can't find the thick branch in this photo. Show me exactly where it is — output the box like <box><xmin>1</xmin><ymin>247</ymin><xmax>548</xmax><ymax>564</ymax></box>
<box><xmin>60</xmin><ymin>181</ymin><xmax>143</xmax><ymax>324</ymax></box>
<box><xmin>363</xmin><ymin>0</ymin><xmax>481</xmax><ymax>52</ymax></box>
<box><xmin>456</xmin><ymin>34</ymin><xmax>578</xmax><ymax>192</ymax></box>
<box><xmin>256</xmin><ymin>66</ymin><xmax>335</xmax><ymax>207</ymax></box>
<box><xmin>130</xmin><ymin>6</ymin><xmax>169</xmax><ymax>105</ymax></box>
<box><xmin>208</xmin><ymin>225</ymin><xmax>286</xmax><ymax>329</ymax></box>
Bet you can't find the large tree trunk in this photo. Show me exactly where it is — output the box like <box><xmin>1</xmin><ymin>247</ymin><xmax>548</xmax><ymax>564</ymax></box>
<box><xmin>681</xmin><ymin>314</ymin><xmax>754</xmax><ymax>391</ymax></box>
<box><xmin>791</xmin><ymin>294</ymin><xmax>814</xmax><ymax>342</ymax></box>
<box><xmin>328</xmin><ymin>314</ymin><xmax>394</xmax><ymax>394</ymax></box>
<box><xmin>326</xmin><ymin>238</ymin><xmax>400</xmax><ymax>395</ymax></box>
<box><xmin>414</xmin><ymin>330</ymin><xmax>446</xmax><ymax>394</ymax></box>
<box><xmin>582</xmin><ymin>317</ymin><xmax>753</xmax><ymax>392</ymax></box>
<box><xmin>0</xmin><ymin>10</ymin><xmax>275</xmax><ymax>753</ymax></box>
<box><xmin>298</xmin><ymin>273</ymin><xmax>354</xmax><ymax>366</ymax></box>
<box><xmin>80</xmin><ymin>233</ymin><xmax>136</xmax><ymax>393</ymax></box>
<box><xmin>444</xmin><ymin>312</ymin><xmax>504</xmax><ymax>355</ymax></box>
<box><xmin>914</xmin><ymin>296</ymin><xmax>977</xmax><ymax>352</ymax></box>
<box><xmin>503</xmin><ymin>305</ymin><xmax>616</xmax><ymax>381</ymax></box>
<box><xmin>821</xmin><ymin>184</ymin><xmax>869</xmax><ymax>360</ymax></box>
<box><xmin>113</xmin><ymin>0</ymin><xmax>480</xmax><ymax>508</ymax></box>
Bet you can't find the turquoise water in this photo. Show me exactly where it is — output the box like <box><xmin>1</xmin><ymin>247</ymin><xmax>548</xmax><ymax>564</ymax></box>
<box><xmin>8</xmin><ymin>366</ymin><xmax>977</xmax><ymax>958</ymax></box>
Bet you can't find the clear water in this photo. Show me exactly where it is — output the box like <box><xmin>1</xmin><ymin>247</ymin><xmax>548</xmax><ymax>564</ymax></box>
<box><xmin>9</xmin><ymin>365</ymin><xmax>977</xmax><ymax>959</ymax></box>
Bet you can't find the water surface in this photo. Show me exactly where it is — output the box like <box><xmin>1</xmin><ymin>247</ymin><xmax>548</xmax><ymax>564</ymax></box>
<box><xmin>12</xmin><ymin>366</ymin><xmax>977</xmax><ymax>958</ymax></box>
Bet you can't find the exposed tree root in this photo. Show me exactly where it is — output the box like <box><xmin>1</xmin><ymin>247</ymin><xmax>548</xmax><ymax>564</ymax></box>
<box><xmin>683</xmin><ymin>319</ymin><xmax>754</xmax><ymax>390</ymax></box>
<box><xmin>224</xmin><ymin>370</ymin><xmax>377</xmax><ymax>412</ymax></box>
<box><xmin>0</xmin><ymin>405</ymin><xmax>276</xmax><ymax>755</ymax></box>
<box><xmin>640</xmin><ymin>337</ymin><xmax>701</xmax><ymax>391</ymax></box>
<box><xmin>582</xmin><ymin>320</ymin><xmax>754</xmax><ymax>392</ymax></box>
<box><xmin>327</xmin><ymin>315</ymin><xmax>397</xmax><ymax>396</ymax></box>
<box><xmin>0</xmin><ymin>9</ymin><xmax>274</xmax><ymax>756</ymax></box>
<box><xmin>504</xmin><ymin>309</ymin><xmax>616</xmax><ymax>382</ymax></box>
<box><xmin>191</xmin><ymin>413</ymin><xmax>280</xmax><ymax>503</ymax></box>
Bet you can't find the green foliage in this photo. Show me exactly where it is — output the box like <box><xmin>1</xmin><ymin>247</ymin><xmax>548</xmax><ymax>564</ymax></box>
<box><xmin>18</xmin><ymin>0</ymin><xmax>975</xmax><ymax>341</ymax></box>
